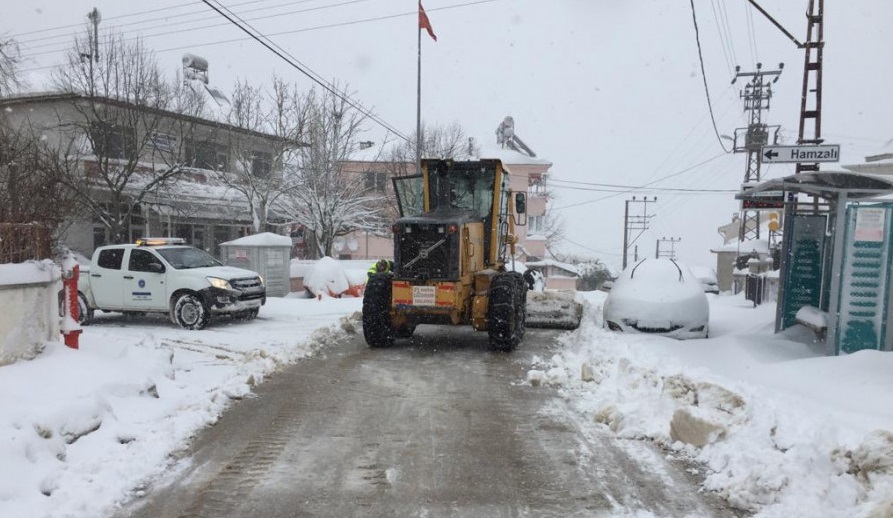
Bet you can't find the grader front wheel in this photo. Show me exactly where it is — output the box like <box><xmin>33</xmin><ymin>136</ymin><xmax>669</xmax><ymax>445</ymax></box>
<box><xmin>487</xmin><ymin>273</ymin><xmax>526</xmax><ymax>351</ymax></box>
<box><xmin>362</xmin><ymin>274</ymin><xmax>394</xmax><ymax>348</ymax></box>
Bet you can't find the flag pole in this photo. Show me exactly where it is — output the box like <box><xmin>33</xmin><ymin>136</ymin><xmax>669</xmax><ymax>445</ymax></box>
<box><xmin>416</xmin><ymin>3</ymin><xmax>422</xmax><ymax>176</ymax></box>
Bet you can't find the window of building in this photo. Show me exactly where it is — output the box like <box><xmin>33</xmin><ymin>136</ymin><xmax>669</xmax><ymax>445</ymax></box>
<box><xmin>529</xmin><ymin>215</ymin><xmax>545</xmax><ymax>234</ymax></box>
<box><xmin>186</xmin><ymin>140</ymin><xmax>228</xmax><ymax>171</ymax></box>
<box><xmin>150</xmin><ymin>130</ymin><xmax>177</xmax><ymax>153</ymax></box>
<box><xmin>89</xmin><ymin>123</ymin><xmax>136</xmax><ymax>160</ymax></box>
<box><xmin>528</xmin><ymin>173</ymin><xmax>548</xmax><ymax>197</ymax></box>
<box><xmin>364</xmin><ymin>171</ymin><xmax>388</xmax><ymax>192</ymax></box>
<box><xmin>251</xmin><ymin>151</ymin><xmax>273</xmax><ymax>178</ymax></box>
<box><xmin>93</xmin><ymin>226</ymin><xmax>107</xmax><ymax>249</ymax></box>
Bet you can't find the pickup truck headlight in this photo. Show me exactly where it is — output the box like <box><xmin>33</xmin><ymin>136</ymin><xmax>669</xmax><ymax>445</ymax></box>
<box><xmin>257</xmin><ymin>275</ymin><xmax>265</xmax><ymax>287</ymax></box>
<box><xmin>206</xmin><ymin>277</ymin><xmax>232</xmax><ymax>290</ymax></box>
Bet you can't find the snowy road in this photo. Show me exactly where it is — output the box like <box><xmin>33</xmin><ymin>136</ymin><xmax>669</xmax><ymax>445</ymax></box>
<box><xmin>118</xmin><ymin>323</ymin><xmax>739</xmax><ymax>518</ymax></box>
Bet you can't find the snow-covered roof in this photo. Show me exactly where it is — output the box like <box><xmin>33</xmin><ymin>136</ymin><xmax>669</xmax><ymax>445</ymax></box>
<box><xmin>525</xmin><ymin>257</ymin><xmax>580</xmax><ymax>275</ymax></box>
<box><xmin>342</xmin><ymin>143</ymin><xmax>392</xmax><ymax>163</ymax></box>
<box><xmin>221</xmin><ymin>232</ymin><xmax>292</xmax><ymax>247</ymax></box>
<box><xmin>477</xmin><ymin>145</ymin><xmax>553</xmax><ymax>166</ymax></box>
<box><xmin>711</xmin><ymin>238</ymin><xmax>770</xmax><ymax>254</ymax></box>
<box><xmin>842</xmin><ymin>139</ymin><xmax>893</xmax><ymax>173</ymax></box>
<box><xmin>0</xmin><ymin>91</ymin><xmax>301</xmax><ymax>146</ymax></box>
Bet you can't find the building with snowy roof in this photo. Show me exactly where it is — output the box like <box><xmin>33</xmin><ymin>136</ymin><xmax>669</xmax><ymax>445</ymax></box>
<box><xmin>0</xmin><ymin>91</ymin><xmax>303</xmax><ymax>258</ymax></box>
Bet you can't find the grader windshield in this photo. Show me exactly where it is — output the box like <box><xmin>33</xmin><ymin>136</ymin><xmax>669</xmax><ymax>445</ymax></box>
<box><xmin>392</xmin><ymin>175</ymin><xmax>424</xmax><ymax>217</ymax></box>
<box><xmin>391</xmin><ymin>162</ymin><xmax>497</xmax><ymax>219</ymax></box>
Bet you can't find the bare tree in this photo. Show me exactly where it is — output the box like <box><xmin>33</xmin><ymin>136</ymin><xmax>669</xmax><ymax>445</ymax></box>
<box><xmin>0</xmin><ymin>36</ymin><xmax>24</xmax><ymax>95</ymax></box>
<box><xmin>216</xmin><ymin>76</ymin><xmax>305</xmax><ymax>232</ymax></box>
<box><xmin>540</xmin><ymin>208</ymin><xmax>567</xmax><ymax>256</ymax></box>
<box><xmin>0</xmin><ymin>122</ymin><xmax>79</xmax><ymax>260</ymax></box>
<box><xmin>43</xmin><ymin>29</ymin><xmax>189</xmax><ymax>244</ymax></box>
<box><xmin>280</xmin><ymin>84</ymin><xmax>386</xmax><ymax>258</ymax></box>
<box><xmin>384</xmin><ymin>120</ymin><xmax>477</xmax><ymax>177</ymax></box>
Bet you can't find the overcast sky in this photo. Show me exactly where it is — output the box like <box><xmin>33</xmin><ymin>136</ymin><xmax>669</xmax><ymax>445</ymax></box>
<box><xmin>5</xmin><ymin>0</ymin><xmax>892</xmax><ymax>269</ymax></box>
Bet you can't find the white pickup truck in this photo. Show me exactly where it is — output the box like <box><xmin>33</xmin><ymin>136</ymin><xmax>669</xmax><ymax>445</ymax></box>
<box><xmin>75</xmin><ymin>238</ymin><xmax>266</xmax><ymax>329</ymax></box>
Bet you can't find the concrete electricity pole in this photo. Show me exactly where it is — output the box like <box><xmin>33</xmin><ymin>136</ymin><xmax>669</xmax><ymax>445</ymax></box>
<box><xmin>730</xmin><ymin>62</ymin><xmax>783</xmax><ymax>241</ymax></box>
<box><xmin>655</xmin><ymin>237</ymin><xmax>681</xmax><ymax>260</ymax></box>
<box><xmin>622</xmin><ymin>196</ymin><xmax>656</xmax><ymax>269</ymax></box>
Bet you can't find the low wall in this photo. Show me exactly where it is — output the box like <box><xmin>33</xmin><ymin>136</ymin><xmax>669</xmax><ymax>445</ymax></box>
<box><xmin>0</xmin><ymin>261</ymin><xmax>61</xmax><ymax>365</ymax></box>
<box><xmin>546</xmin><ymin>276</ymin><xmax>578</xmax><ymax>291</ymax></box>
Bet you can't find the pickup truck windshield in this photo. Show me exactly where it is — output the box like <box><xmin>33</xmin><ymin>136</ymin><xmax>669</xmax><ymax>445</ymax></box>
<box><xmin>156</xmin><ymin>247</ymin><xmax>222</xmax><ymax>269</ymax></box>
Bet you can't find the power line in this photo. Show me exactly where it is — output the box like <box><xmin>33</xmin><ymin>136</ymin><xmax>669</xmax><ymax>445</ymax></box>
<box><xmin>744</xmin><ymin>0</ymin><xmax>760</xmax><ymax>67</ymax></box>
<box><xmin>198</xmin><ymin>0</ymin><xmax>410</xmax><ymax>142</ymax></box>
<box><xmin>17</xmin><ymin>0</ymin><xmax>373</xmax><ymax>60</ymax></box>
<box><xmin>560</xmin><ymin>235</ymin><xmax>622</xmax><ymax>257</ymax></box>
<box><xmin>18</xmin><ymin>1</ymin><xmax>502</xmax><ymax>75</ymax></box>
<box><xmin>8</xmin><ymin>0</ymin><xmax>279</xmax><ymax>40</ymax></box>
<box><xmin>551</xmin><ymin>152</ymin><xmax>728</xmax><ymax>211</ymax></box>
<box><xmin>548</xmin><ymin>178</ymin><xmax>736</xmax><ymax>193</ymax></box>
<box><xmin>708</xmin><ymin>0</ymin><xmax>735</xmax><ymax>77</ymax></box>
<box><xmin>689</xmin><ymin>0</ymin><xmax>732</xmax><ymax>154</ymax></box>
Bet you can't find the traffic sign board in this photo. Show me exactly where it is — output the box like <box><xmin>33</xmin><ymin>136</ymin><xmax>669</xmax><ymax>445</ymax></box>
<box><xmin>761</xmin><ymin>144</ymin><xmax>840</xmax><ymax>164</ymax></box>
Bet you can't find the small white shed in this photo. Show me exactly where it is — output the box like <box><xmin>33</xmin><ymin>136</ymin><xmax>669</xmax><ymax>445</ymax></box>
<box><xmin>220</xmin><ymin>233</ymin><xmax>293</xmax><ymax>297</ymax></box>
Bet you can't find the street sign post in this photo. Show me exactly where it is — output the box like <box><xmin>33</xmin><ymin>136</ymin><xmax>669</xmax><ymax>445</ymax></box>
<box><xmin>761</xmin><ymin>144</ymin><xmax>840</xmax><ymax>164</ymax></box>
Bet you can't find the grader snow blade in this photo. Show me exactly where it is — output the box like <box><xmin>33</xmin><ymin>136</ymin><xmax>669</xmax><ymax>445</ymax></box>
<box><xmin>525</xmin><ymin>290</ymin><xmax>583</xmax><ymax>330</ymax></box>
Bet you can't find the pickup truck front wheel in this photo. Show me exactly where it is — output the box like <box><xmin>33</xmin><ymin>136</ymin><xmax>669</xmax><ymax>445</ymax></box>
<box><xmin>173</xmin><ymin>293</ymin><xmax>210</xmax><ymax>330</ymax></box>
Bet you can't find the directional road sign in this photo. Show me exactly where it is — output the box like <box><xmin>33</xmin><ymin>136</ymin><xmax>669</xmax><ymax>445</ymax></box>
<box><xmin>761</xmin><ymin>144</ymin><xmax>840</xmax><ymax>164</ymax></box>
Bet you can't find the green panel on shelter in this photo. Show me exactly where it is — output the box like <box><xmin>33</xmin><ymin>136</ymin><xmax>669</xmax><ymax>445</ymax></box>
<box><xmin>835</xmin><ymin>206</ymin><xmax>892</xmax><ymax>354</ymax></box>
<box><xmin>781</xmin><ymin>214</ymin><xmax>827</xmax><ymax>329</ymax></box>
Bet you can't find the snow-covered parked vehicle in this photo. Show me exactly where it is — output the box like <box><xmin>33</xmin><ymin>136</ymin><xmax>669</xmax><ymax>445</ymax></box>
<box><xmin>75</xmin><ymin>238</ymin><xmax>266</xmax><ymax>329</ymax></box>
<box><xmin>688</xmin><ymin>265</ymin><xmax>720</xmax><ymax>294</ymax></box>
<box><xmin>603</xmin><ymin>258</ymin><xmax>709</xmax><ymax>339</ymax></box>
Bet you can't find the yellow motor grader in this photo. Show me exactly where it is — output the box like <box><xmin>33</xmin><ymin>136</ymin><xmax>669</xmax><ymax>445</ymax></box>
<box><xmin>362</xmin><ymin>158</ymin><xmax>581</xmax><ymax>351</ymax></box>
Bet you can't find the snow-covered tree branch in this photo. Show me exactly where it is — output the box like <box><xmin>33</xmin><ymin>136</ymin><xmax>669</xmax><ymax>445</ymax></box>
<box><xmin>279</xmin><ymin>84</ymin><xmax>386</xmax><ymax>258</ymax></box>
<box><xmin>44</xmin><ymin>29</ymin><xmax>189</xmax><ymax>244</ymax></box>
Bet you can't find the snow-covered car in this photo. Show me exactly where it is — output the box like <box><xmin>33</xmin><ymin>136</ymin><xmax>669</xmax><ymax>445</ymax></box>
<box><xmin>603</xmin><ymin>258</ymin><xmax>709</xmax><ymax>339</ymax></box>
<box><xmin>689</xmin><ymin>265</ymin><xmax>720</xmax><ymax>294</ymax></box>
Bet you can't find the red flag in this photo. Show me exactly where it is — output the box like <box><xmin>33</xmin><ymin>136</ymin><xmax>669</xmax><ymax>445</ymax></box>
<box><xmin>419</xmin><ymin>2</ymin><xmax>437</xmax><ymax>41</ymax></box>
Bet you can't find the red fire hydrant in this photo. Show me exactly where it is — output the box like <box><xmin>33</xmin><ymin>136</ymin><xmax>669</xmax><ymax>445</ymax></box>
<box><xmin>60</xmin><ymin>252</ymin><xmax>82</xmax><ymax>350</ymax></box>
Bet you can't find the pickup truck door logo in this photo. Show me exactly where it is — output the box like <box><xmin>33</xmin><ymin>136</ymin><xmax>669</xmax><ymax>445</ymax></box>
<box><xmin>133</xmin><ymin>279</ymin><xmax>152</xmax><ymax>300</ymax></box>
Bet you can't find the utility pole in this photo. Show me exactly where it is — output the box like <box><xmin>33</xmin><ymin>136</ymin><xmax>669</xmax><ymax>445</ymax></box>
<box><xmin>796</xmin><ymin>0</ymin><xmax>824</xmax><ymax>181</ymax></box>
<box><xmin>81</xmin><ymin>8</ymin><xmax>101</xmax><ymax>94</ymax></box>
<box><xmin>730</xmin><ymin>62</ymin><xmax>783</xmax><ymax>241</ymax></box>
<box><xmin>656</xmin><ymin>237</ymin><xmax>681</xmax><ymax>260</ymax></box>
<box><xmin>745</xmin><ymin>0</ymin><xmax>826</xmax><ymax>212</ymax></box>
<box><xmin>622</xmin><ymin>196</ymin><xmax>656</xmax><ymax>269</ymax></box>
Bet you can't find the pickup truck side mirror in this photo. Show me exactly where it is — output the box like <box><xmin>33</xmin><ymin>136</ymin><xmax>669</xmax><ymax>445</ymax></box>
<box><xmin>148</xmin><ymin>263</ymin><xmax>165</xmax><ymax>273</ymax></box>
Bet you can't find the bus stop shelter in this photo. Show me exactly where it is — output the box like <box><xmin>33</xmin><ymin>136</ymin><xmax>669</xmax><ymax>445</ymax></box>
<box><xmin>737</xmin><ymin>171</ymin><xmax>893</xmax><ymax>354</ymax></box>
